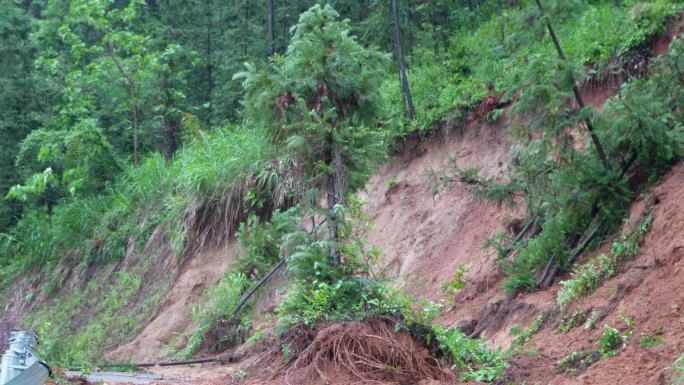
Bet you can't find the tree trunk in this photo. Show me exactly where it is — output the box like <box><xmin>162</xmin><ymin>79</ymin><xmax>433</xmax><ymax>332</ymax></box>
<box><xmin>243</xmin><ymin>0</ymin><xmax>249</xmax><ymax>58</ymax></box>
<box><xmin>391</xmin><ymin>0</ymin><xmax>416</xmax><ymax>119</ymax></box>
<box><xmin>132</xmin><ymin>88</ymin><xmax>139</xmax><ymax>165</ymax></box>
<box><xmin>325</xmin><ymin>133</ymin><xmax>340</xmax><ymax>265</ymax></box>
<box><xmin>206</xmin><ymin>0</ymin><xmax>213</xmax><ymax>130</ymax></box>
<box><xmin>108</xmin><ymin>44</ymin><xmax>140</xmax><ymax>165</ymax></box>
<box><xmin>268</xmin><ymin>0</ymin><xmax>275</xmax><ymax>58</ymax></box>
<box><xmin>534</xmin><ymin>0</ymin><xmax>611</xmax><ymax>171</ymax></box>
<box><xmin>162</xmin><ymin>69</ymin><xmax>179</xmax><ymax>160</ymax></box>
<box><xmin>282</xmin><ymin>0</ymin><xmax>289</xmax><ymax>52</ymax></box>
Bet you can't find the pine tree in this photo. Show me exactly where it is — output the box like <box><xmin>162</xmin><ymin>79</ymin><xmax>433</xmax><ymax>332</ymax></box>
<box><xmin>236</xmin><ymin>4</ymin><xmax>388</xmax><ymax>264</ymax></box>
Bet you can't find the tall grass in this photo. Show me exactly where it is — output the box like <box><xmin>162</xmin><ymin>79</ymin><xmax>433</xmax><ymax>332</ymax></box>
<box><xmin>1</xmin><ymin>125</ymin><xmax>277</xmax><ymax>276</ymax></box>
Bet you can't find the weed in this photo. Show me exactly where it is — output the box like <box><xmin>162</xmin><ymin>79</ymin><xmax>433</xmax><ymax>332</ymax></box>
<box><xmin>639</xmin><ymin>327</ymin><xmax>666</xmax><ymax>349</ymax></box>
<box><xmin>281</xmin><ymin>343</ymin><xmax>292</xmax><ymax>364</ymax></box>
<box><xmin>671</xmin><ymin>354</ymin><xmax>684</xmax><ymax>385</ymax></box>
<box><xmin>584</xmin><ymin>310</ymin><xmax>600</xmax><ymax>330</ymax></box>
<box><xmin>434</xmin><ymin>326</ymin><xmax>508</xmax><ymax>382</ymax></box>
<box><xmin>246</xmin><ymin>331</ymin><xmax>266</xmax><ymax>346</ymax></box>
<box><xmin>511</xmin><ymin>313</ymin><xmax>546</xmax><ymax>348</ymax></box>
<box><xmin>441</xmin><ymin>265</ymin><xmax>470</xmax><ymax>296</ymax></box>
<box><xmin>598</xmin><ymin>324</ymin><xmax>628</xmax><ymax>358</ymax></box>
<box><xmin>559</xmin><ymin>309</ymin><xmax>588</xmax><ymax>333</ymax></box>
<box><xmin>557</xmin><ymin>213</ymin><xmax>653</xmax><ymax>308</ymax></box>
<box><xmin>557</xmin><ymin>323</ymin><xmax>630</xmax><ymax>375</ymax></box>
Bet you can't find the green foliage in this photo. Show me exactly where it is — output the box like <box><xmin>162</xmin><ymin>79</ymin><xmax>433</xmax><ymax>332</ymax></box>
<box><xmin>556</xmin><ymin>350</ymin><xmax>601</xmax><ymax>376</ymax></box>
<box><xmin>184</xmin><ymin>272</ymin><xmax>251</xmax><ymax>358</ymax></box>
<box><xmin>671</xmin><ymin>354</ymin><xmax>684</xmax><ymax>385</ymax></box>
<box><xmin>434</xmin><ymin>325</ymin><xmax>508</xmax><ymax>382</ymax></box>
<box><xmin>236</xmin><ymin>4</ymin><xmax>389</xmax><ymax>210</ymax></box>
<box><xmin>556</xmin><ymin>322</ymin><xmax>631</xmax><ymax>375</ymax></box>
<box><xmin>557</xmin><ymin>212</ymin><xmax>653</xmax><ymax>307</ymax></box>
<box><xmin>558</xmin><ymin>309</ymin><xmax>588</xmax><ymax>333</ymax></box>
<box><xmin>26</xmin><ymin>268</ymin><xmax>167</xmax><ymax>368</ymax></box>
<box><xmin>237</xmin><ymin>209</ymin><xmax>299</xmax><ymax>279</ymax></box>
<box><xmin>598</xmin><ymin>324</ymin><xmax>629</xmax><ymax>358</ymax></box>
<box><xmin>489</xmin><ymin>29</ymin><xmax>682</xmax><ymax>293</ymax></box>
<box><xmin>382</xmin><ymin>0</ymin><xmax>682</xmax><ymax>135</ymax></box>
<box><xmin>638</xmin><ymin>330</ymin><xmax>666</xmax><ymax>349</ymax></box>
<box><xmin>2</xmin><ymin>0</ymin><xmax>684</xmax><ymax>370</ymax></box>
<box><xmin>441</xmin><ymin>264</ymin><xmax>470</xmax><ymax>296</ymax></box>
<box><xmin>511</xmin><ymin>313</ymin><xmax>546</xmax><ymax>348</ymax></box>
<box><xmin>277</xmin><ymin>199</ymin><xmax>389</xmax><ymax>328</ymax></box>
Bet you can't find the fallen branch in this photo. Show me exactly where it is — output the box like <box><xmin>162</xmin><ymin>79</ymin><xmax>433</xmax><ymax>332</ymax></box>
<box><xmin>135</xmin><ymin>356</ymin><xmax>219</xmax><ymax>367</ymax></box>
<box><xmin>227</xmin><ymin>257</ymin><xmax>286</xmax><ymax>323</ymax></box>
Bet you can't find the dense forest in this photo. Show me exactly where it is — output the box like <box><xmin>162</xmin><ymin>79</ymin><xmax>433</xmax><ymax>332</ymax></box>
<box><xmin>1</xmin><ymin>0</ymin><xmax>684</xmax><ymax>382</ymax></box>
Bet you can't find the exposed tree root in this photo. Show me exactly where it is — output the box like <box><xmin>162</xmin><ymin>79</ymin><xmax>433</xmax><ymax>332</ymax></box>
<box><xmin>234</xmin><ymin>317</ymin><xmax>455</xmax><ymax>385</ymax></box>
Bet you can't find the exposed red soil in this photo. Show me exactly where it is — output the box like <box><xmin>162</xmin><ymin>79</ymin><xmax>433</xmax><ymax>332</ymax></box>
<box><xmin>107</xmin><ymin>242</ymin><xmax>240</xmax><ymax>362</ymax></box>
<box><xmin>361</xmin><ymin>115</ymin><xmax>518</xmax><ymax>304</ymax></box>
<box><xmin>500</xmin><ymin>163</ymin><xmax>684</xmax><ymax>385</ymax></box>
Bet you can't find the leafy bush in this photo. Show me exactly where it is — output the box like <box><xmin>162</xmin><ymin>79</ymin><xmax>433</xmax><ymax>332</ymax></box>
<box><xmin>434</xmin><ymin>326</ymin><xmax>508</xmax><ymax>382</ymax></box>
<box><xmin>184</xmin><ymin>272</ymin><xmax>251</xmax><ymax>358</ymax></box>
<box><xmin>237</xmin><ymin>209</ymin><xmax>299</xmax><ymax>279</ymax></box>
<box><xmin>441</xmin><ymin>264</ymin><xmax>470</xmax><ymax>296</ymax></box>
<box><xmin>598</xmin><ymin>324</ymin><xmax>629</xmax><ymax>358</ymax></box>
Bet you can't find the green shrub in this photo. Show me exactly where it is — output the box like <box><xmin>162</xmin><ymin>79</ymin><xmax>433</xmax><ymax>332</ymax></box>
<box><xmin>434</xmin><ymin>326</ymin><xmax>508</xmax><ymax>382</ymax></box>
<box><xmin>237</xmin><ymin>209</ymin><xmax>299</xmax><ymax>279</ymax></box>
<box><xmin>441</xmin><ymin>265</ymin><xmax>470</xmax><ymax>296</ymax></box>
<box><xmin>184</xmin><ymin>272</ymin><xmax>251</xmax><ymax>358</ymax></box>
<box><xmin>598</xmin><ymin>324</ymin><xmax>628</xmax><ymax>358</ymax></box>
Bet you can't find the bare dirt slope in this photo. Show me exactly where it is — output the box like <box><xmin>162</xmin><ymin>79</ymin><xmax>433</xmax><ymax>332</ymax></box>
<box><xmin>361</xmin><ymin>117</ymin><xmax>518</xmax><ymax>304</ymax></box>
<box><xmin>507</xmin><ymin>163</ymin><xmax>684</xmax><ymax>385</ymax></box>
<box><xmin>107</xmin><ymin>242</ymin><xmax>239</xmax><ymax>362</ymax></box>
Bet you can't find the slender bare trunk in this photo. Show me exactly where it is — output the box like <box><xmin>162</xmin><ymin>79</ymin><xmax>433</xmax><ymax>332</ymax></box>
<box><xmin>282</xmin><ymin>0</ymin><xmax>289</xmax><ymax>51</ymax></box>
<box><xmin>534</xmin><ymin>0</ymin><xmax>611</xmax><ymax>171</ymax></box>
<box><xmin>243</xmin><ymin>0</ymin><xmax>249</xmax><ymax>58</ymax></box>
<box><xmin>206</xmin><ymin>0</ymin><xmax>213</xmax><ymax>130</ymax></box>
<box><xmin>325</xmin><ymin>133</ymin><xmax>340</xmax><ymax>265</ymax></box>
<box><xmin>109</xmin><ymin>44</ymin><xmax>140</xmax><ymax>165</ymax></box>
<box><xmin>268</xmin><ymin>0</ymin><xmax>275</xmax><ymax>58</ymax></box>
<box><xmin>391</xmin><ymin>0</ymin><xmax>416</xmax><ymax>119</ymax></box>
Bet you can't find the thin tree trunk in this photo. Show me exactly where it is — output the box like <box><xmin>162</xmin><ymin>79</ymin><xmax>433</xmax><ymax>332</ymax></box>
<box><xmin>391</xmin><ymin>0</ymin><xmax>416</xmax><ymax>119</ymax></box>
<box><xmin>534</xmin><ymin>0</ymin><xmax>611</xmax><ymax>171</ymax></box>
<box><xmin>206</xmin><ymin>0</ymin><xmax>213</xmax><ymax>130</ymax></box>
<box><xmin>109</xmin><ymin>44</ymin><xmax>140</xmax><ymax>165</ymax></box>
<box><xmin>406</xmin><ymin>0</ymin><xmax>413</xmax><ymax>56</ymax></box>
<box><xmin>268</xmin><ymin>0</ymin><xmax>275</xmax><ymax>58</ymax></box>
<box><xmin>162</xmin><ymin>69</ymin><xmax>179</xmax><ymax>160</ymax></box>
<box><xmin>243</xmin><ymin>0</ymin><xmax>249</xmax><ymax>58</ymax></box>
<box><xmin>326</xmin><ymin>134</ymin><xmax>340</xmax><ymax>265</ymax></box>
<box><xmin>282</xmin><ymin>0</ymin><xmax>289</xmax><ymax>51</ymax></box>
